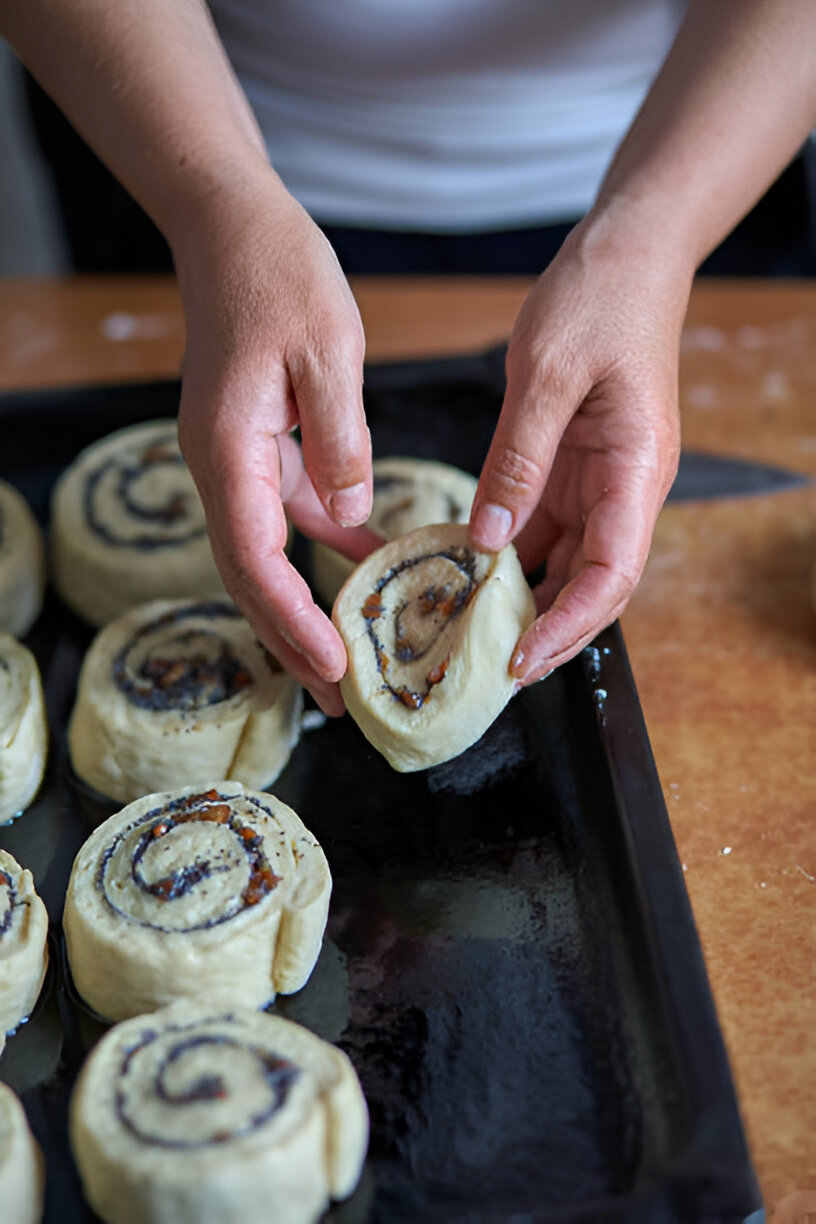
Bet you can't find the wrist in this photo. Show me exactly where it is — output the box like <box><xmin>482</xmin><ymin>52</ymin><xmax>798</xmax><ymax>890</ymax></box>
<box><xmin>570</xmin><ymin>193</ymin><xmax>700</xmax><ymax>293</ymax></box>
<box><xmin>165</xmin><ymin>155</ymin><xmax>294</xmax><ymax>275</ymax></box>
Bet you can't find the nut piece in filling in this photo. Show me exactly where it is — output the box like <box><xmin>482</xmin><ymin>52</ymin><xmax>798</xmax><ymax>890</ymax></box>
<box><xmin>64</xmin><ymin>782</ymin><xmax>331</xmax><ymax>1021</ymax></box>
<box><xmin>333</xmin><ymin>523</ymin><xmax>536</xmax><ymax>772</ymax></box>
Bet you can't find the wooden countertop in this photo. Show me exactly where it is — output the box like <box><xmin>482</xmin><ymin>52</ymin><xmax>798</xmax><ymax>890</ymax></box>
<box><xmin>1</xmin><ymin>275</ymin><xmax>814</xmax><ymax>1220</ymax></box>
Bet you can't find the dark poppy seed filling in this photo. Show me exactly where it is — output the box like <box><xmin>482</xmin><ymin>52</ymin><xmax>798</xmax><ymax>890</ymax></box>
<box><xmin>0</xmin><ymin>869</ymin><xmax>16</xmax><ymax>938</ymax></box>
<box><xmin>115</xmin><ymin>1018</ymin><xmax>300</xmax><ymax>1148</ymax></box>
<box><xmin>97</xmin><ymin>789</ymin><xmax>282</xmax><ymax>933</ymax></box>
<box><xmin>83</xmin><ymin>432</ymin><xmax>208</xmax><ymax>550</ymax></box>
<box><xmin>363</xmin><ymin>545</ymin><xmax>478</xmax><ymax>710</ymax></box>
<box><xmin>112</xmin><ymin>601</ymin><xmax>254</xmax><ymax>712</ymax></box>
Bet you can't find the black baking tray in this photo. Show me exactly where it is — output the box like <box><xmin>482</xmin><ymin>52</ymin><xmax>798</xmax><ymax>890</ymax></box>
<box><xmin>0</xmin><ymin>350</ymin><xmax>761</xmax><ymax>1223</ymax></box>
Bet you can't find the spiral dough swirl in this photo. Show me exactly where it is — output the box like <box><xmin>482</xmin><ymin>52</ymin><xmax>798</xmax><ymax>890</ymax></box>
<box><xmin>97</xmin><ymin>788</ymin><xmax>282</xmax><ymax>932</ymax></box>
<box><xmin>83</xmin><ymin>430</ymin><xmax>207</xmax><ymax>551</ymax></box>
<box><xmin>114</xmin><ymin>1016</ymin><xmax>299</xmax><ymax>1148</ymax></box>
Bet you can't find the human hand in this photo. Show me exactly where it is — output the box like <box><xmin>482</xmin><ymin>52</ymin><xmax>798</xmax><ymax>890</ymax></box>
<box><xmin>468</xmin><ymin>219</ymin><xmax>692</xmax><ymax>685</ymax></box>
<box><xmin>174</xmin><ymin>170</ymin><xmax>376</xmax><ymax>715</ymax></box>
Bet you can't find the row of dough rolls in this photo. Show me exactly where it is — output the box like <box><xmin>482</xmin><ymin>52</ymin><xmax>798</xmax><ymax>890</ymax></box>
<box><xmin>60</xmin><ymin>782</ymin><xmax>368</xmax><ymax>1224</ymax></box>
<box><xmin>9</xmin><ymin>450</ymin><xmax>528</xmax><ymax>1221</ymax></box>
<box><xmin>27</xmin><ymin>422</ymin><xmax>368</xmax><ymax>1220</ymax></box>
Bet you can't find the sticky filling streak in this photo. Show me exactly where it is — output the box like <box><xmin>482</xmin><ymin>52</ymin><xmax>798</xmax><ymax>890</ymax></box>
<box><xmin>0</xmin><ymin>870</ymin><xmax>16</xmax><ymax>938</ymax></box>
<box><xmin>362</xmin><ymin>546</ymin><xmax>477</xmax><ymax>710</ymax></box>
<box><xmin>97</xmin><ymin>789</ymin><xmax>282</xmax><ymax>932</ymax></box>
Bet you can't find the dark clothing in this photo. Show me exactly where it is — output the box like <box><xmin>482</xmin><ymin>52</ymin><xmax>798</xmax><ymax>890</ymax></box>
<box><xmin>22</xmin><ymin>70</ymin><xmax>816</xmax><ymax>279</ymax></box>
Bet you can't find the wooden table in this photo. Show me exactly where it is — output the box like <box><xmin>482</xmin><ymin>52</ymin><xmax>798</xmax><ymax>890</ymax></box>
<box><xmin>1</xmin><ymin>275</ymin><xmax>814</xmax><ymax>1221</ymax></box>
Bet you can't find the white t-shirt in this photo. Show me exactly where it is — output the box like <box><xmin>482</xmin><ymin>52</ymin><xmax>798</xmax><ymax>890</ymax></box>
<box><xmin>211</xmin><ymin>0</ymin><xmax>685</xmax><ymax>231</ymax></box>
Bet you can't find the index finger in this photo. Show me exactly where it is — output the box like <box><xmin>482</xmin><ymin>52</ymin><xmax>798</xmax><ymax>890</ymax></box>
<box><xmin>289</xmin><ymin>311</ymin><xmax>373</xmax><ymax>530</ymax></box>
<box><xmin>202</xmin><ymin>429</ymin><xmax>349</xmax><ymax>687</ymax></box>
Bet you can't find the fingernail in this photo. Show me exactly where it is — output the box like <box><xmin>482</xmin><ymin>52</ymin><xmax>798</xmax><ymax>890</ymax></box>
<box><xmin>510</xmin><ymin>649</ymin><xmax>525</xmax><ymax>677</ymax></box>
<box><xmin>307</xmin><ymin>638</ymin><xmax>347</xmax><ymax>682</ymax></box>
<box><xmin>471</xmin><ymin>502</ymin><xmax>513</xmax><ymax>551</ymax></box>
<box><xmin>330</xmin><ymin>482</ymin><xmax>370</xmax><ymax>527</ymax></box>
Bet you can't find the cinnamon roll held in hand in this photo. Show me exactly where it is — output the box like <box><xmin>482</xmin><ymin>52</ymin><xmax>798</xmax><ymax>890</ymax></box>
<box><xmin>311</xmin><ymin>456</ymin><xmax>477</xmax><ymax>606</ymax></box>
<box><xmin>333</xmin><ymin>523</ymin><xmax>535</xmax><ymax>772</ymax></box>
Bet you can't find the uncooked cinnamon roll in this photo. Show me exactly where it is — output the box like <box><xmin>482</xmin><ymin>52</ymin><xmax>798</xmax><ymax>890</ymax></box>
<box><xmin>0</xmin><ymin>634</ymin><xmax>47</xmax><ymax>824</ymax></box>
<box><xmin>0</xmin><ymin>849</ymin><xmax>49</xmax><ymax>1054</ymax></box>
<box><xmin>0</xmin><ymin>480</ymin><xmax>45</xmax><ymax>638</ymax></box>
<box><xmin>0</xmin><ymin>1083</ymin><xmax>45</xmax><ymax>1224</ymax></box>
<box><xmin>51</xmin><ymin>420</ymin><xmax>225</xmax><ymax>625</ymax></box>
<box><xmin>68</xmin><ymin>598</ymin><xmax>302</xmax><ymax>805</ymax></box>
<box><xmin>64</xmin><ymin>782</ymin><xmax>331</xmax><ymax>1021</ymax></box>
<box><xmin>312</xmin><ymin>456</ymin><xmax>477</xmax><ymax>605</ymax></box>
<box><xmin>333</xmin><ymin>523</ymin><xmax>536</xmax><ymax>772</ymax></box>
<box><xmin>70</xmin><ymin>1001</ymin><xmax>369</xmax><ymax>1224</ymax></box>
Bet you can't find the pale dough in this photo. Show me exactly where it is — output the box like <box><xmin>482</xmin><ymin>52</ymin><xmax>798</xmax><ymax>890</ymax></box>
<box><xmin>70</xmin><ymin>1000</ymin><xmax>369</xmax><ymax>1224</ymax></box>
<box><xmin>51</xmin><ymin>419</ymin><xmax>225</xmax><ymax>626</ymax></box>
<box><xmin>334</xmin><ymin>523</ymin><xmax>536</xmax><ymax>771</ymax></box>
<box><xmin>0</xmin><ymin>481</ymin><xmax>45</xmax><ymax>639</ymax></box>
<box><xmin>0</xmin><ymin>1082</ymin><xmax>45</xmax><ymax>1224</ymax></box>
<box><xmin>0</xmin><ymin>849</ymin><xmax>49</xmax><ymax>1054</ymax></box>
<box><xmin>0</xmin><ymin>634</ymin><xmax>47</xmax><ymax>824</ymax></box>
<box><xmin>64</xmin><ymin>782</ymin><xmax>331</xmax><ymax>1020</ymax></box>
<box><xmin>312</xmin><ymin>456</ymin><xmax>478</xmax><ymax>606</ymax></box>
<box><xmin>68</xmin><ymin>597</ymin><xmax>303</xmax><ymax>805</ymax></box>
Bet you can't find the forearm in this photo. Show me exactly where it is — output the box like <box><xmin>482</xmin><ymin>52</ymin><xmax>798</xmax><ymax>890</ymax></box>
<box><xmin>584</xmin><ymin>0</ymin><xmax>816</xmax><ymax>272</ymax></box>
<box><xmin>2</xmin><ymin>0</ymin><xmax>276</xmax><ymax>250</ymax></box>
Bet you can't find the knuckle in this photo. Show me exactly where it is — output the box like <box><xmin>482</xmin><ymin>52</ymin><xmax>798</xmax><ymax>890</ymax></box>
<box><xmin>488</xmin><ymin>444</ymin><xmax>544</xmax><ymax>502</ymax></box>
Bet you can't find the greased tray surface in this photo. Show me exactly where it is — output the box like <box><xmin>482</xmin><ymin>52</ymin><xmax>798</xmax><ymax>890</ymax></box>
<box><xmin>0</xmin><ymin>354</ymin><xmax>760</xmax><ymax>1223</ymax></box>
